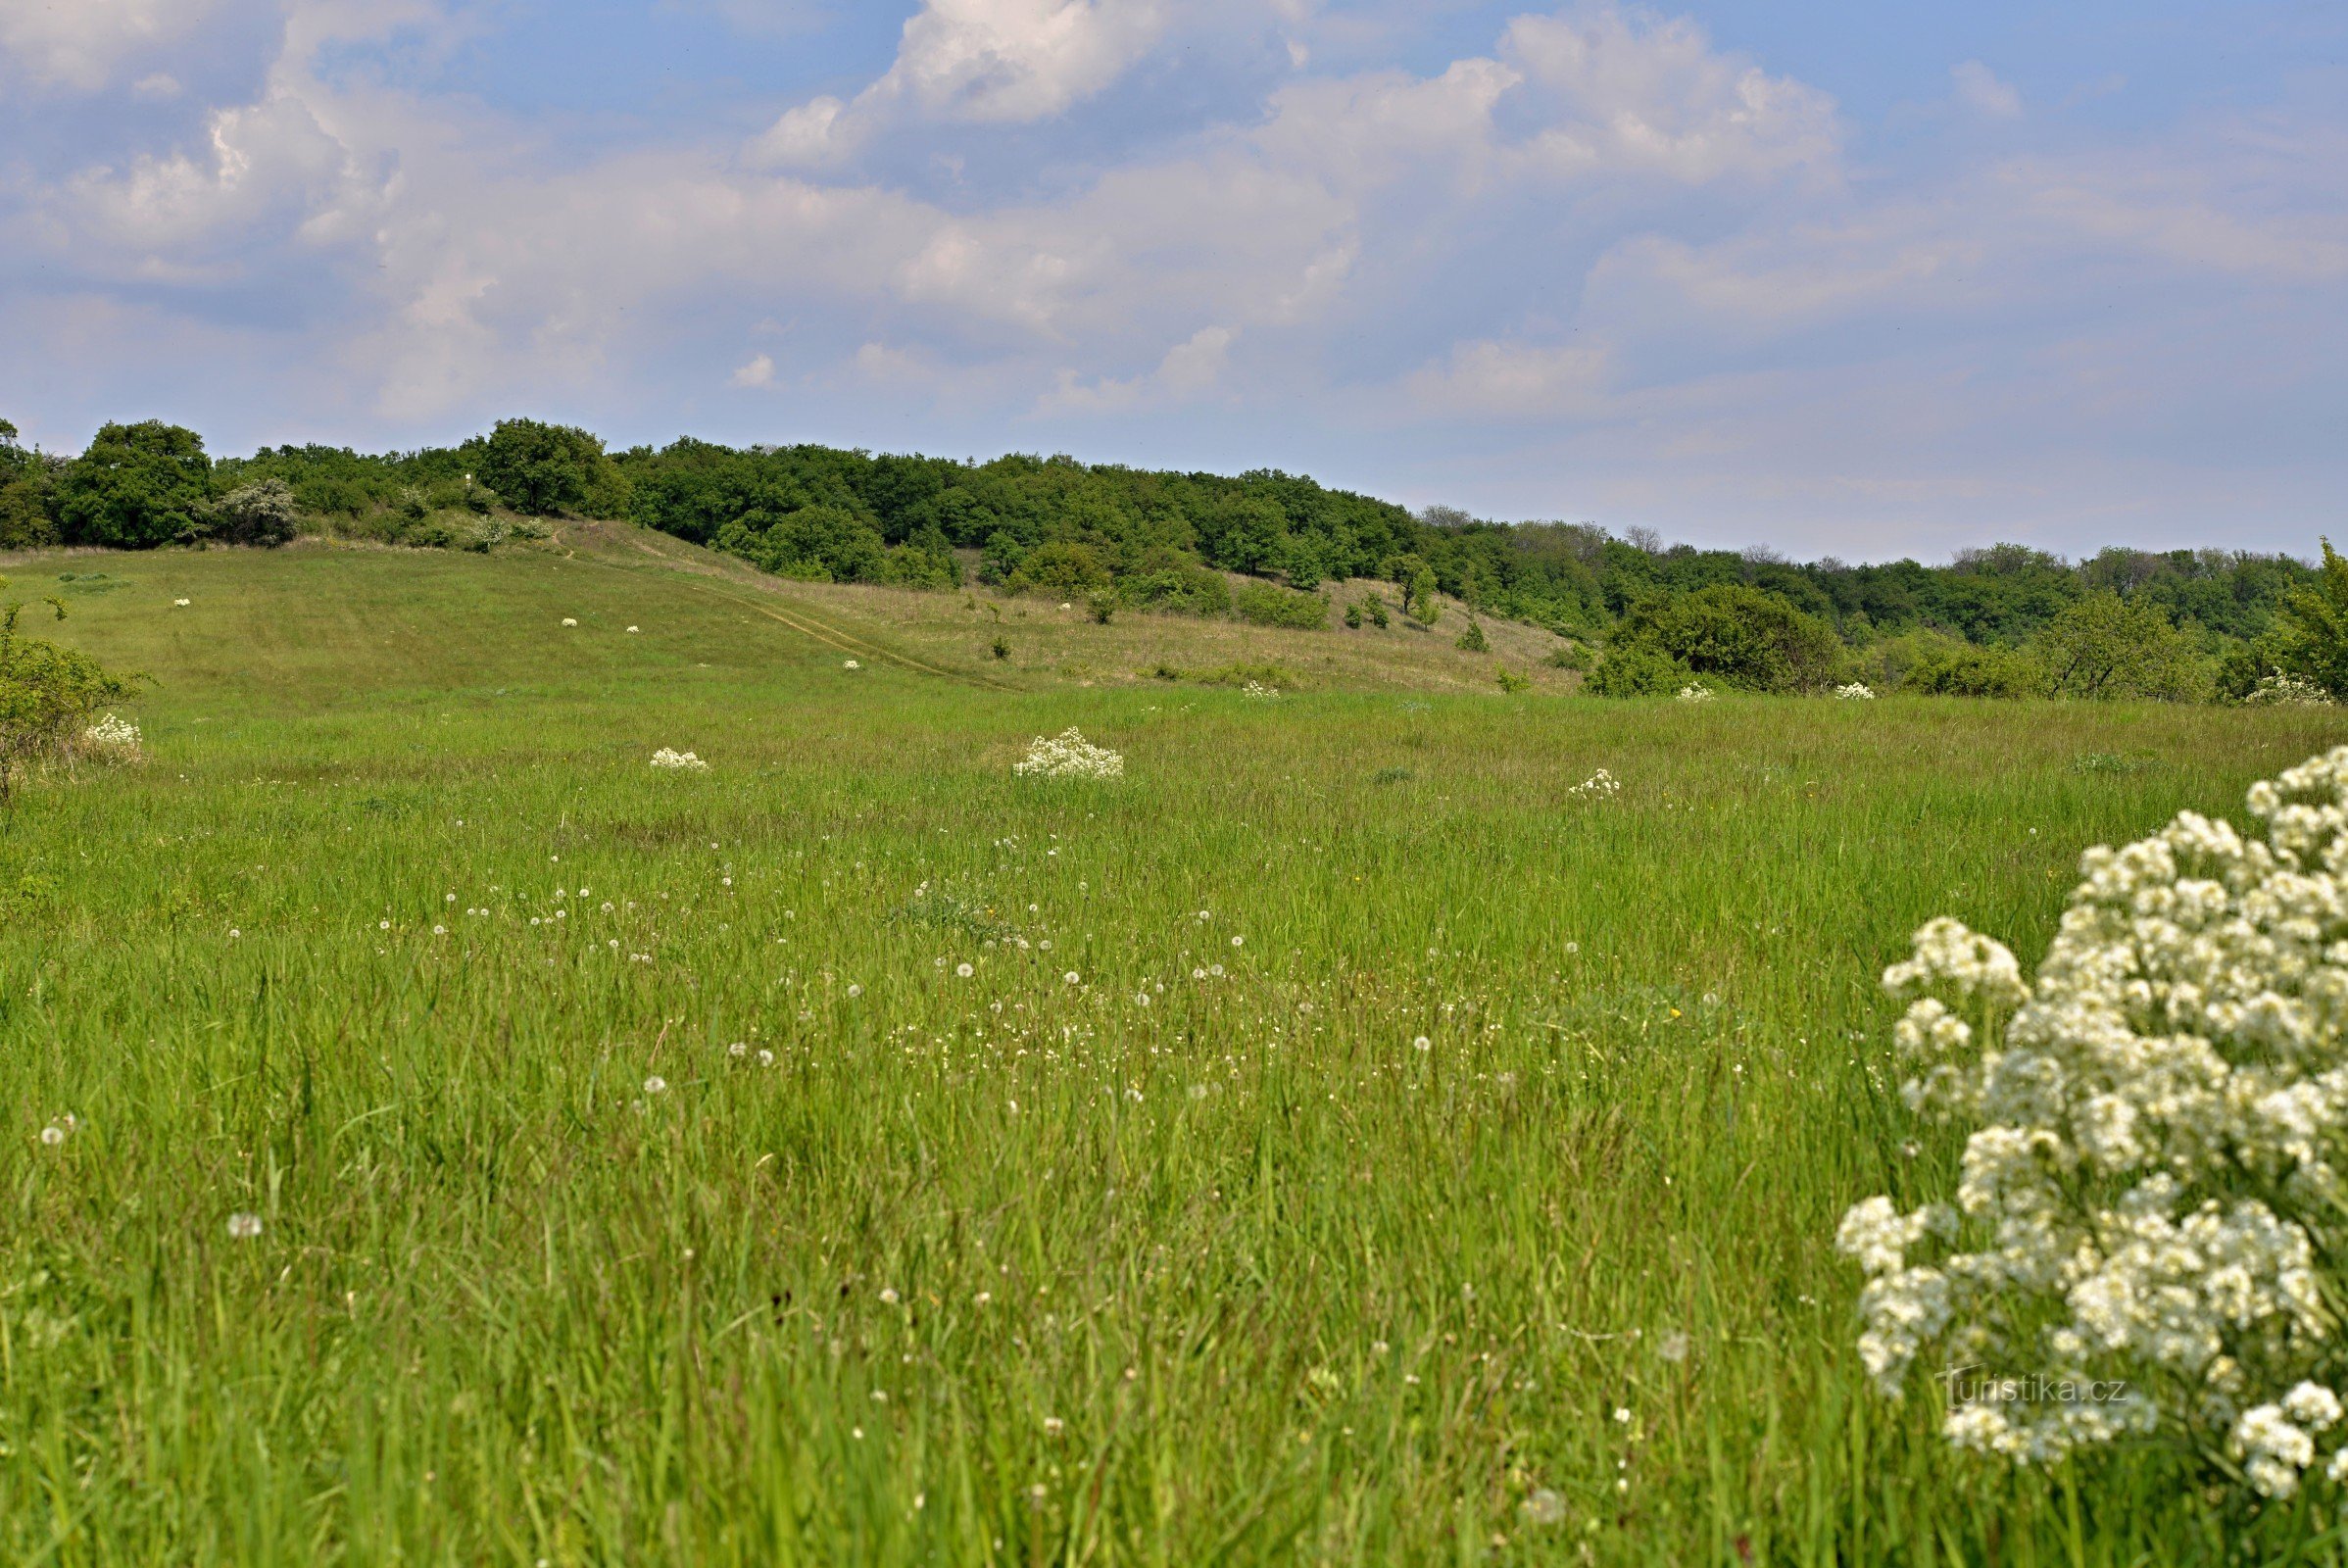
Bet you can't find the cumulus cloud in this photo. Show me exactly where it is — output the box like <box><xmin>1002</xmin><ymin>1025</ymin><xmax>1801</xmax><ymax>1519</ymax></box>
<box><xmin>753</xmin><ymin>0</ymin><xmax>1164</xmax><ymax>165</ymax></box>
<box><xmin>730</xmin><ymin>351</ymin><xmax>778</xmax><ymax>388</ymax></box>
<box><xmin>0</xmin><ymin>0</ymin><xmax>220</xmax><ymax>91</ymax></box>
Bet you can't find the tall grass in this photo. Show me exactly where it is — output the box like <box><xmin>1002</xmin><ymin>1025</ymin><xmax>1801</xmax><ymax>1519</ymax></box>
<box><xmin>5</xmin><ymin>544</ymin><xmax>2348</xmax><ymax>1562</ymax></box>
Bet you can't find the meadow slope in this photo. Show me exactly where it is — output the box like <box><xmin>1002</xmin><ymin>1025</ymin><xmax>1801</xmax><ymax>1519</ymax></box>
<box><xmin>5</xmin><ymin>537</ymin><xmax>2347</xmax><ymax>1564</ymax></box>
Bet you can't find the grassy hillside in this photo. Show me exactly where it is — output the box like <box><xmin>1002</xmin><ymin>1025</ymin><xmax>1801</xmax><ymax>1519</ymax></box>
<box><xmin>6</xmin><ymin>537</ymin><xmax>2348</xmax><ymax>1563</ymax></box>
<box><xmin>12</xmin><ymin>523</ymin><xmax>1580</xmax><ymax>704</ymax></box>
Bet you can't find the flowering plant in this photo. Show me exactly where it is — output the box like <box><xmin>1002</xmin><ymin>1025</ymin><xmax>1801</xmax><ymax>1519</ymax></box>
<box><xmin>1570</xmin><ymin>768</ymin><xmax>1621</xmax><ymax>799</ymax></box>
<box><xmin>650</xmin><ymin>748</ymin><xmax>709</xmax><ymax>772</ymax></box>
<box><xmin>1676</xmin><ymin>683</ymin><xmax>1717</xmax><ymax>704</ymax></box>
<box><xmin>2244</xmin><ymin>672</ymin><xmax>2332</xmax><ymax>709</ymax></box>
<box><xmin>1835</xmin><ymin>682</ymin><xmax>1878</xmax><ymax>701</ymax></box>
<box><xmin>1012</xmin><ymin>727</ymin><xmax>1124</xmax><ymax>780</ymax></box>
<box><xmin>1838</xmin><ymin>747</ymin><xmax>2348</xmax><ymax>1497</ymax></box>
<box><xmin>81</xmin><ymin>713</ymin><xmax>143</xmax><ymax>760</ymax></box>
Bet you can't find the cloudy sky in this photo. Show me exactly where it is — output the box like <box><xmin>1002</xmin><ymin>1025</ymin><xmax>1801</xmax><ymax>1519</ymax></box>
<box><xmin>1</xmin><ymin>1</ymin><xmax>2341</xmax><ymax>559</ymax></box>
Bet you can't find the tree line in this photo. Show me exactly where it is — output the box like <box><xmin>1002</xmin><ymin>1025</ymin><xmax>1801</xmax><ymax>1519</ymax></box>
<box><xmin>0</xmin><ymin>414</ymin><xmax>2331</xmax><ymax>701</ymax></box>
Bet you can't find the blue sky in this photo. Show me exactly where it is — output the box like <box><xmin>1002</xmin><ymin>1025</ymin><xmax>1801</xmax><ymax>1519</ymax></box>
<box><xmin>2</xmin><ymin>1</ymin><xmax>2342</xmax><ymax>561</ymax></box>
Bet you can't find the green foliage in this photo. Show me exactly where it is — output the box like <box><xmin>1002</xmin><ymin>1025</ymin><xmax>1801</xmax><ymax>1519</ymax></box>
<box><xmin>1086</xmin><ymin>591</ymin><xmax>1116</xmax><ymax>625</ymax></box>
<box><xmin>1455</xmin><ymin>619</ymin><xmax>1489</xmax><ymax>654</ymax></box>
<box><xmin>1391</xmin><ymin>555</ymin><xmax>1441</xmax><ymax>626</ymax></box>
<box><xmin>990</xmin><ymin>636</ymin><xmax>1010</xmax><ymax>661</ymax></box>
<box><xmin>1585</xmin><ymin>642</ymin><xmax>1694</xmax><ymax>698</ymax></box>
<box><xmin>54</xmin><ymin>420</ymin><xmax>211</xmax><ymax>549</ymax></box>
<box><xmin>0</xmin><ymin>592</ymin><xmax>141</xmax><ymax>807</ymax></box>
<box><xmin>2265</xmin><ymin>538</ymin><xmax>2348</xmax><ymax>698</ymax></box>
<box><xmin>208</xmin><ymin>478</ymin><xmax>301</xmax><ymax>548</ymax></box>
<box><xmin>714</xmin><ymin>505</ymin><xmax>887</xmax><ymax>583</ymax></box>
<box><xmin>475</xmin><ymin>418</ymin><xmax>608</xmax><ymax>516</ymax></box>
<box><xmin>1009</xmin><ymin>540</ymin><xmax>1113</xmax><ymax>599</ymax></box>
<box><xmin>1611</xmin><ymin>583</ymin><xmax>1840</xmax><ymax>693</ymax></box>
<box><xmin>1233</xmin><ymin>581</ymin><xmax>1329</xmax><ymax>629</ymax></box>
<box><xmin>1366</xmin><ymin>596</ymin><xmax>1391</xmax><ymax>629</ymax></box>
<box><xmin>1494</xmin><ymin>666</ymin><xmax>1530</xmax><ymax>694</ymax></box>
<box><xmin>2032</xmin><ymin>590</ymin><xmax>2207</xmax><ymax>701</ymax></box>
<box><xmin>1901</xmin><ymin>641</ymin><xmax>2051</xmax><ymax>698</ymax></box>
<box><xmin>1543</xmin><ymin>641</ymin><xmax>1587</xmax><ymax>670</ymax></box>
<box><xmin>1343</xmin><ymin>601</ymin><xmax>1362</xmax><ymax>629</ymax></box>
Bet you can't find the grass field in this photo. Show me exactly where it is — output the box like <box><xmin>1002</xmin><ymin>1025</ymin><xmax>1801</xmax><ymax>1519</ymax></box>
<box><xmin>6</xmin><ymin>534</ymin><xmax>2348</xmax><ymax>1564</ymax></box>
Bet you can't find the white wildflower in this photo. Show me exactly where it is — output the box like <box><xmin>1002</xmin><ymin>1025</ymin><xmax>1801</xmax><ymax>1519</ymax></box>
<box><xmin>1834</xmin><ymin>682</ymin><xmax>1877</xmax><ymax>701</ymax></box>
<box><xmin>561</xmin><ymin>617</ymin><xmax>578</xmax><ymax>627</ymax></box>
<box><xmin>844</xmin><ymin>659</ymin><xmax>860</xmax><ymax>669</ymax></box>
<box><xmin>2243</xmin><ymin>672</ymin><xmax>2332</xmax><ymax>708</ymax></box>
<box><xmin>1013</xmin><ymin>728</ymin><xmax>1124</xmax><ymax>781</ymax></box>
<box><xmin>1676</xmin><ymin>683</ymin><xmax>1717</xmax><ymax>704</ymax></box>
<box><xmin>226</xmin><ymin>1212</ymin><xmax>263</xmax><ymax>1240</ymax></box>
<box><xmin>1569</xmin><ymin>768</ymin><xmax>1620</xmax><ymax>799</ymax></box>
<box><xmin>80</xmin><ymin>713</ymin><xmax>143</xmax><ymax>760</ymax></box>
<box><xmin>1838</xmin><ymin>746</ymin><xmax>2348</xmax><ymax>1490</ymax></box>
<box><xmin>651</xmin><ymin>749</ymin><xmax>709</xmax><ymax>772</ymax></box>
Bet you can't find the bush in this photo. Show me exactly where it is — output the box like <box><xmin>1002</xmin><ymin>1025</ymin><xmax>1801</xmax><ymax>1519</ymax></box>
<box><xmin>1233</xmin><ymin>581</ymin><xmax>1329</xmax><ymax>629</ymax></box>
<box><xmin>1009</xmin><ymin>541</ymin><xmax>1112</xmax><ymax>599</ymax></box>
<box><xmin>1901</xmin><ymin>642</ymin><xmax>2049</xmax><ymax>698</ymax></box>
<box><xmin>54</xmin><ymin>420</ymin><xmax>212</xmax><ymax>549</ymax></box>
<box><xmin>1610</xmin><ymin>583</ymin><xmax>1840</xmax><ymax>693</ymax></box>
<box><xmin>209</xmin><ymin>478</ymin><xmax>301</xmax><ymax>547</ymax></box>
<box><xmin>0</xmin><ymin>592</ymin><xmax>142</xmax><ymax>808</ymax></box>
<box><xmin>1584</xmin><ymin>643</ymin><xmax>1693</xmax><ymax>698</ymax></box>
<box><xmin>1120</xmin><ymin>560</ymin><xmax>1231</xmax><ymax>618</ymax></box>
<box><xmin>1455</xmin><ymin>620</ymin><xmax>1489</xmax><ymax>653</ymax></box>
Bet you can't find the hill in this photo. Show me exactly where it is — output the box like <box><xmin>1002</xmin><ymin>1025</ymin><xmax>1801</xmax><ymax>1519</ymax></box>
<box><xmin>8</xmin><ymin>519</ymin><xmax>1580</xmax><ymax>706</ymax></box>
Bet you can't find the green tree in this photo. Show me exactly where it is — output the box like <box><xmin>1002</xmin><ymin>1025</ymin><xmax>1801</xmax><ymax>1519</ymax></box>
<box><xmin>2032</xmin><ymin>590</ymin><xmax>2206</xmax><ymax>700</ymax></box>
<box><xmin>476</xmin><ymin>418</ymin><xmax>606</xmax><ymax>515</ymax></box>
<box><xmin>1585</xmin><ymin>643</ymin><xmax>1693</xmax><ymax>698</ymax></box>
<box><xmin>2265</xmin><ymin>539</ymin><xmax>2348</xmax><ymax>697</ymax></box>
<box><xmin>53</xmin><ymin>420</ymin><xmax>211</xmax><ymax>549</ymax></box>
<box><xmin>0</xmin><ymin>419</ymin><xmax>57</xmax><ymax>550</ymax></box>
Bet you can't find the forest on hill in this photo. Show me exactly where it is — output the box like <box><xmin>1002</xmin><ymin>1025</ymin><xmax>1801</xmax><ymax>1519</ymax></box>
<box><xmin>1</xmin><ymin>414</ymin><xmax>2329</xmax><ymax>702</ymax></box>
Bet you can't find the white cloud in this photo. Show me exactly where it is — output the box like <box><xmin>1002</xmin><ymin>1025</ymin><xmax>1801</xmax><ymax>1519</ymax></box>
<box><xmin>730</xmin><ymin>351</ymin><xmax>777</xmax><ymax>388</ymax></box>
<box><xmin>1040</xmin><ymin>323</ymin><xmax>1235</xmax><ymax>412</ymax></box>
<box><xmin>0</xmin><ymin>0</ymin><xmax>219</xmax><ymax>91</ymax></box>
<box><xmin>1951</xmin><ymin>60</ymin><xmax>2023</xmax><ymax>120</ymax></box>
<box><xmin>1404</xmin><ymin>337</ymin><xmax>1610</xmax><ymax>417</ymax></box>
<box><xmin>753</xmin><ymin>0</ymin><xmax>1163</xmax><ymax>166</ymax></box>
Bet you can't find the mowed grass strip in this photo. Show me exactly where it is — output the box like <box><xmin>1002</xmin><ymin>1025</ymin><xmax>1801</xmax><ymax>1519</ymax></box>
<box><xmin>6</xmin><ymin>542</ymin><xmax>2348</xmax><ymax>1564</ymax></box>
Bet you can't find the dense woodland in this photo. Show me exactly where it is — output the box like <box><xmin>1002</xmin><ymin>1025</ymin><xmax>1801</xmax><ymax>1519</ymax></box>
<box><xmin>2</xmin><ymin>415</ymin><xmax>2334</xmax><ymax>701</ymax></box>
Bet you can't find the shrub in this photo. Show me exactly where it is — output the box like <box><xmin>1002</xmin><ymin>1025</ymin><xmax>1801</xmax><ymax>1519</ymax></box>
<box><xmin>54</xmin><ymin>420</ymin><xmax>212</xmax><ymax>549</ymax></box>
<box><xmin>1121</xmin><ymin>562</ymin><xmax>1232</xmax><ymax>618</ymax></box>
<box><xmin>1495</xmin><ymin>667</ymin><xmax>1531</xmax><ymax>694</ymax></box>
<box><xmin>1836</xmin><ymin>747</ymin><xmax>2348</xmax><ymax>1499</ymax></box>
<box><xmin>991</xmin><ymin>637</ymin><xmax>1011</xmax><ymax>661</ymax></box>
<box><xmin>1233</xmin><ymin>581</ymin><xmax>1328</xmax><ymax>630</ymax></box>
<box><xmin>1455</xmin><ymin>620</ymin><xmax>1489</xmax><ymax>653</ymax></box>
<box><xmin>1366</xmin><ymin>597</ymin><xmax>1391</xmax><ymax>629</ymax></box>
<box><xmin>210</xmin><ymin>478</ymin><xmax>301</xmax><ymax>547</ymax></box>
<box><xmin>714</xmin><ymin>505</ymin><xmax>888</xmax><ymax>583</ymax></box>
<box><xmin>0</xmin><ymin>592</ymin><xmax>143</xmax><ymax>808</ymax></box>
<box><xmin>1009</xmin><ymin>541</ymin><xmax>1113</xmax><ymax>599</ymax></box>
<box><xmin>1584</xmin><ymin>643</ymin><xmax>1692</xmax><ymax>698</ymax></box>
<box><xmin>1610</xmin><ymin>583</ymin><xmax>1840</xmax><ymax>693</ymax></box>
<box><xmin>1902</xmin><ymin>643</ymin><xmax>2050</xmax><ymax>699</ymax></box>
<box><xmin>1344</xmin><ymin>602</ymin><xmax>1362</xmax><ymax>629</ymax></box>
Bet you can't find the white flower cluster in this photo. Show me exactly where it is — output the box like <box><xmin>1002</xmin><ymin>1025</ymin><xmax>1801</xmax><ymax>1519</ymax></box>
<box><xmin>650</xmin><ymin>749</ymin><xmax>709</xmax><ymax>772</ymax></box>
<box><xmin>2244</xmin><ymin>672</ymin><xmax>2333</xmax><ymax>708</ymax></box>
<box><xmin>1241</xmin><ymin>680</ymin><xmax>1280</xmax><ymax>700</ymax></box>
<box><xmin>1570</xmin><ymin>768</ymin><xmax>1621</xmax><ymax>799</ymax></box>
<box><xmin>1012</xmin><ymin>727</ymin><xmax>1125</xmax><ymax>781</ymax></box>
<box><xmin>1837</xmin><ymin>746</ymin><xmax>2348</xmax><ymax>1495</ymax></box>
<box><xmin>1676</xmin><ymin>683</ymin><xmax>1717</xmax><ymax>704</ymax></box>
<box><xmin>81</xmin><ymin>713</ymin><xmax>143</xmax><ymax>760</ymax></box>
<box><xmin>1835</xmin><ymin>682</ymin><xmax>1878</xmax><ymax>701</ymax></box>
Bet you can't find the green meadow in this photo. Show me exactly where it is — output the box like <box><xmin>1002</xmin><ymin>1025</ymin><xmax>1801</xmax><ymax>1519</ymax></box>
<box><xmin>6</xmin><ymin>537</ymin><xmax>2347</xmax><ymax>1564</ymax></box>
